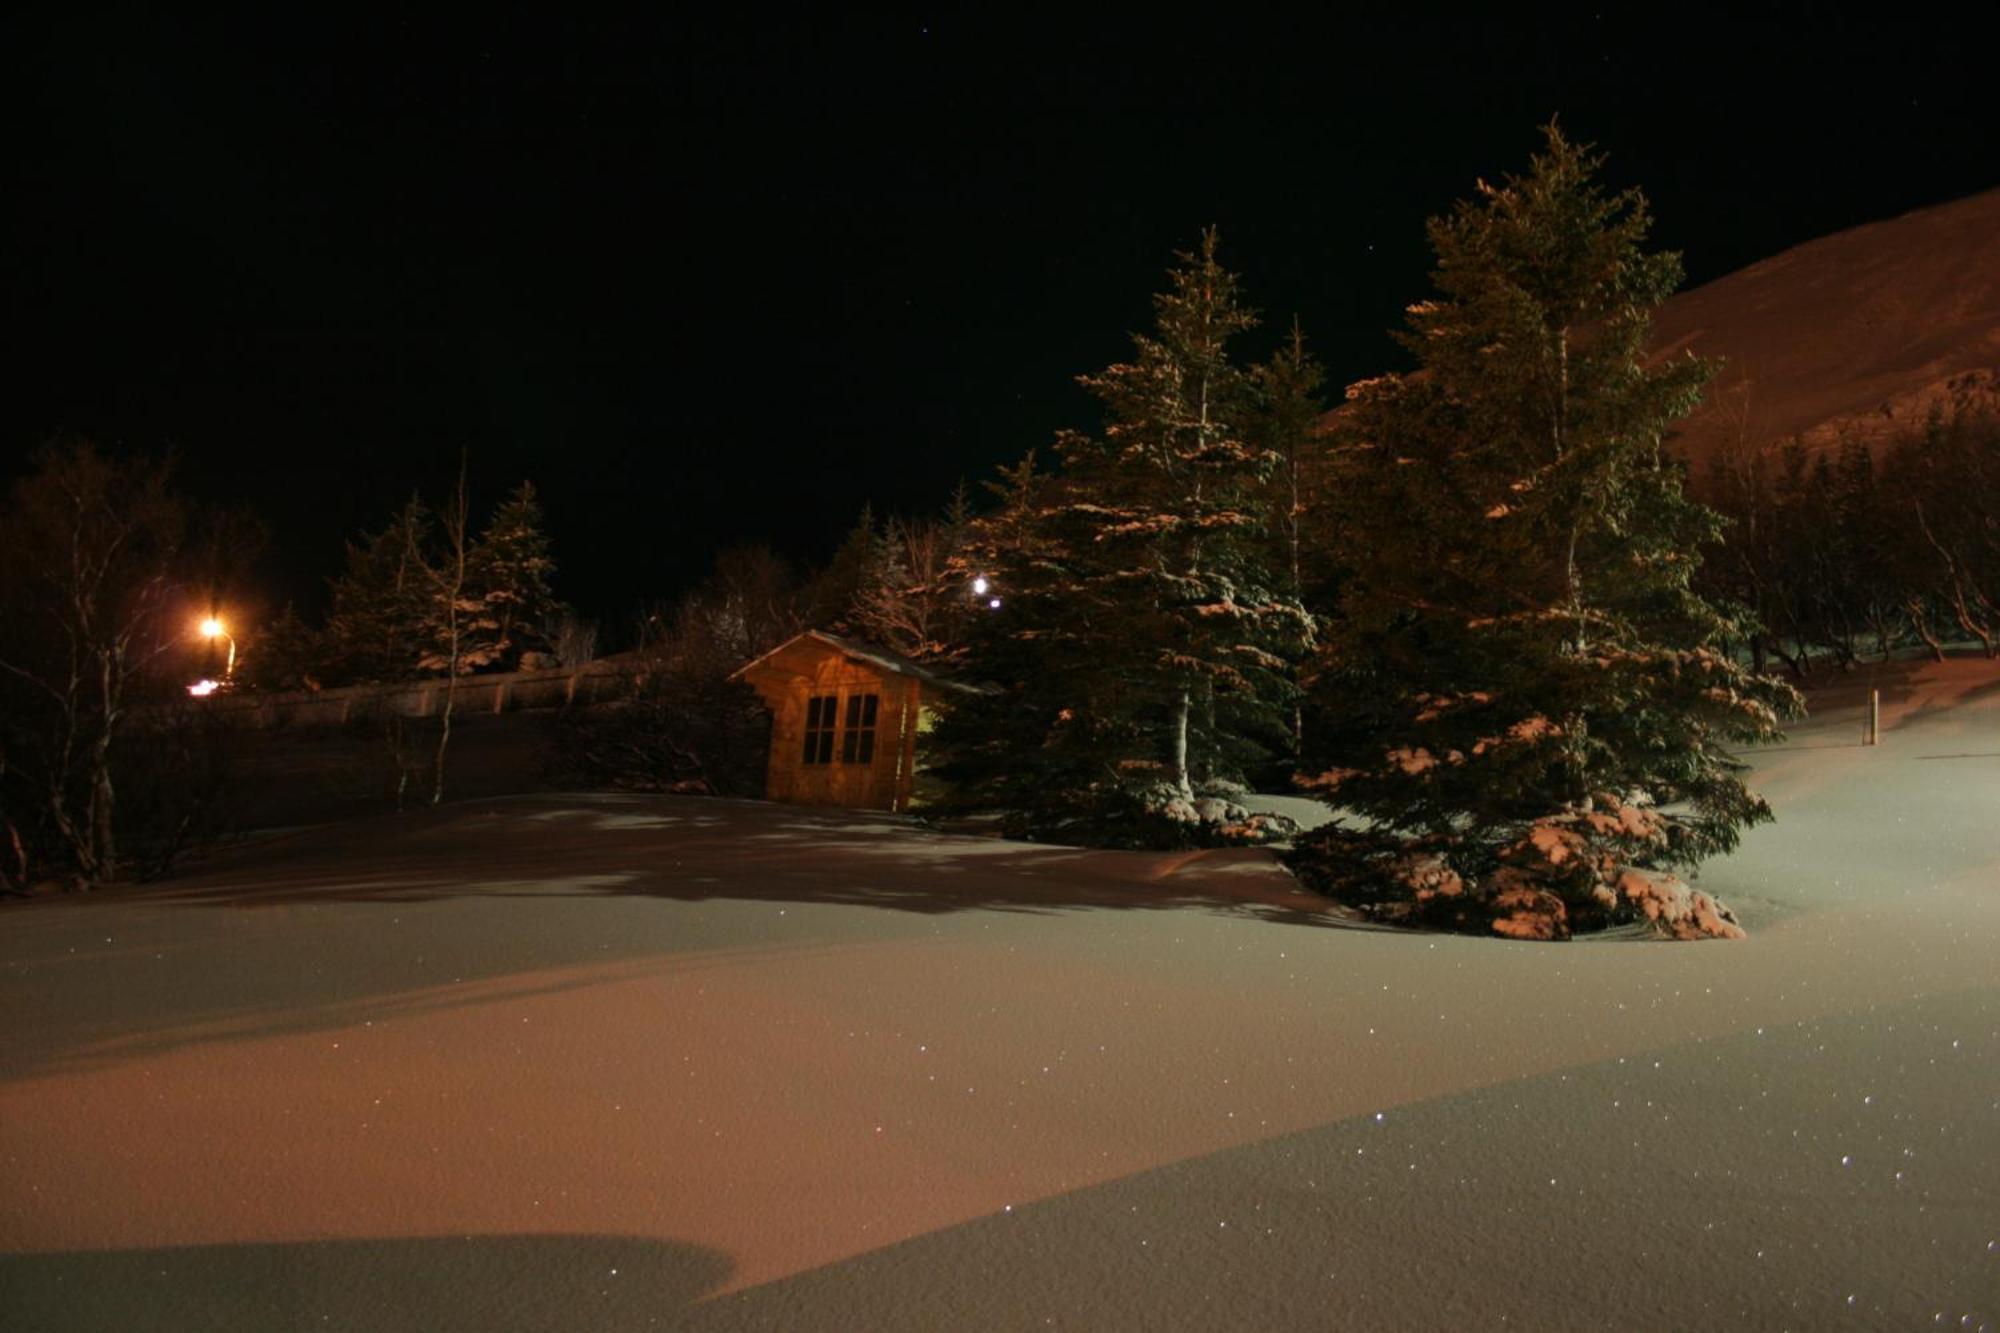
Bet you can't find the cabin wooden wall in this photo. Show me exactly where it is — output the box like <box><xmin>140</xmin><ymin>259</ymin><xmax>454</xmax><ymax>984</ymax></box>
<box><xmin>750</xmin><ymin>655</ymin><xmax>924</xmax><ymax>811</ymax></box>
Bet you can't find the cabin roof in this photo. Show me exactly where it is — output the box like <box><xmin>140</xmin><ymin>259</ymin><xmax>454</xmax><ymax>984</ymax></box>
<box><xmin>730</xmin><ymin>630</ymin><xmax>984</xmax><ymax>695</ymax></box>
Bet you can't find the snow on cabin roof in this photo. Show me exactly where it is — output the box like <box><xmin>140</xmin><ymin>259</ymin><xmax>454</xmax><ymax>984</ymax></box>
<box><xmin>730</xmin><ymin>630</ymin><xmax>985</xmax><ymax>695</ymax></box>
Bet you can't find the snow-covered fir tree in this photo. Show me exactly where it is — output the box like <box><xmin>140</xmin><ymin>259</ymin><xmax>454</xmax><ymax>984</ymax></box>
<box><xmin>1296</xmin><ymin>124</ymin><xmax>1799</xmax><ymax>940</ymax></box>
<box><xmin>319</xmin><ymin>481</ymin><xmax>561</xmax><ymax>684</ymax></box>
<box><xmin>1250</xmin><ymin>319</ymin><xmax>1330</xmax><ymax>754</ymax></box>
<box><xmin>926</xmin><ymin>452</ymin><xmax>1161</xmax><ymax>840</ymax></box>
<box><xmin>466</xmin><ymin>480</ymin><xmax>562</xmax><ymax>669</ymax></box>
<box><xmin>1251</xmin><ymin>318</ymin><xmax>1327</xmax><ymax>613</ymax></box>
<box><xmin>928</xmin><ymin>233</ymin><xmax>1312</xmax><ymax>844</ymax></box>
<box><xmin>1053</xmin><ymin>228</ymin><xmax>1312</xmax><ymax>805</ymax></box>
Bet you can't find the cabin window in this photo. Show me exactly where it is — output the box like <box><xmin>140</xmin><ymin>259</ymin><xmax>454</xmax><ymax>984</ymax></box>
<box><xmin>802</xmin><ymin>695</ymin><xmax>837</xmax><ymax>765</ymax></box>
<box><xmin>841</xmin><ymin>693</ymin><xmax>879</xmax><ymax>765</ymax></box>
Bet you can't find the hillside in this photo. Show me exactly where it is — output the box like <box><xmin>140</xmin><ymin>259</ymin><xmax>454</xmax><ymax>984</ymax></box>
<box><xmin>1654</xmin><ymin>187</ymin><xmax>2000</xmax><ymax>467</ymax></box>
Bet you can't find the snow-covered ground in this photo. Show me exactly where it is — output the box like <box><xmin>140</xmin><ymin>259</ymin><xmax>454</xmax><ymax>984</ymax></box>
<box><xmin>2</xmin><ymin>658</ymin><xmax>1997</xmax><ymax>1331</ymax></box>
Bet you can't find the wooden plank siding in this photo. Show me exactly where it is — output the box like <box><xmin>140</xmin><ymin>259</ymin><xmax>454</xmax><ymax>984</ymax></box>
<box><xmin>733</xmin><ymin>633</ymin><xmax>948</xmax><ymax>812</ymax></box>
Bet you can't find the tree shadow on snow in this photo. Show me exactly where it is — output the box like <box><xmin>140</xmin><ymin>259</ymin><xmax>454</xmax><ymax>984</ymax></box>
<box><xmin>139</xmin><ymin>793</ymin><xmax>1347</xmax><ymax>928</ymax></box>
<box><xmin>1789</xmin><ymin>651</ymin><xmax>2000</xmax><ymax>736</ymax></box>
<box><xmin>0</xmin><ymin>795</ymin><xmax>1374</xmax><ymax>1080</ymax></box>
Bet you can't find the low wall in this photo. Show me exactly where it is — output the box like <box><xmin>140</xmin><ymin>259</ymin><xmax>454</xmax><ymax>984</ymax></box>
<box><xmin>195</xmin><ymin>657</ymin><xmax>640</xmax><ymax>731</ymax></box>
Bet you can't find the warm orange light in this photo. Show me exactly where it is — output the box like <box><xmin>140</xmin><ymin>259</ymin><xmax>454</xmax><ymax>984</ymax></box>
<box><xmin>197</xmin><ymin>616</ymin><xmax>238</xmax><ymax>680</ymax></box>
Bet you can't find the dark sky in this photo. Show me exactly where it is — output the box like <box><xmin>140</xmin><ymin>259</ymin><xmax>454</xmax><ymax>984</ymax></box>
<box><xmin>9</xmin><ymin>10</ymin><xmax>1995</xmax><ymax>629</ymax></box>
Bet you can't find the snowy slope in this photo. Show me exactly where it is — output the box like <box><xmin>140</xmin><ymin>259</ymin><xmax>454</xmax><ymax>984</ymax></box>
<box><xmin>1</xmin><ymin>657</ymin><xmax>1997</xmax><ymax>1330</ymax></box>
<box><xmin>1653</xmin><ymin>188</ymin><xmax>2000</xmax><ymax>466</ymax></box>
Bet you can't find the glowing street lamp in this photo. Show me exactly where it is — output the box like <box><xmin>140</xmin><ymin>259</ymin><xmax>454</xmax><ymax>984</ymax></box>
<box><xmin>199</xmin><ymin>616</ymin><xmax>237</xmax><ymax>681</ymax></box>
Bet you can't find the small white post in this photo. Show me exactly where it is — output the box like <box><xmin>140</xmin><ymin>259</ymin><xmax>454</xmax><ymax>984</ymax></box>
<box><xmin>1867</xmin><ymin>688</ymin><xmax>1880</xmax><ymax>746</ymax></box>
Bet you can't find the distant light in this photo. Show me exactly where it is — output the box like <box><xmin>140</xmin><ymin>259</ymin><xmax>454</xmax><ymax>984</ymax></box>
<box><xmin>988</xmin><ymin>597</ymin><xmax>1002</xmax><ymax>610</ymax></box>
<box><xmin>971</xmin><ymin>576</ymin><xmax>990</xmax><ymax>595</ymax></box>
<box><xmin>188</xmin><ymin>679</ymin><xmax>220</xmax><ymax>697</ymax></box>
<box><xmin>199</xmin><ymin>617</ymin><xmax>226</xmax><ymax>639</ymax></box>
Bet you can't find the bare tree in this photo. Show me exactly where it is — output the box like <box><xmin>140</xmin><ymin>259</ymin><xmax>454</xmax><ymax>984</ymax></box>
<box><xmin>850</xmin><ymin>512</ymin><xmax>969</xmax><ymax>659</ymax></box>
<box><xmin>553</xmin><ymin>613</ymin><xmax>599</xmax><ymax>668</ymax></box>
<box><xmin>0</xmin><ymin>442</ymin><xmax>188</xmax><ymax>884</ymax></box>
<box><xmin>411</xmin><ymin>456</ymin><xmax>486</xmax><ymax>804</ymax></box>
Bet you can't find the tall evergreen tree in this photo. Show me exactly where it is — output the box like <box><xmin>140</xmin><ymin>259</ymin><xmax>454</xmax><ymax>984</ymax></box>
<box><xmin>1297</xmin><ymin>125</ymin><xmax>1798</xmax><ymax>939</ymax></box>
<box><xmin>466</xmin><ymin>480</ymin><xmax>562</xmax><ymax>669</ymax></box>
<box><xmin>1052</xmin><ymin>228</ymin><xmax>1311</xmax><ymax>801</ymax></box>
<box><xmin>927</xmin><ymin>452</ymin><xmax>1154</xmax><ymax>839</ymax></box>
<box><xmin>1251</xmin><ymin>318</ymin><xmax>1327</xmax><ymax>612</ymax></box>
<box><xmin>1252</xmin><ymin>319</ymin><xmax>1330</xmax><ymax>756</ymax></box>
<box><xmin>928</xmin><ymin>234</ymin><xmax>1311</xmax><ymax>843</ymax></box>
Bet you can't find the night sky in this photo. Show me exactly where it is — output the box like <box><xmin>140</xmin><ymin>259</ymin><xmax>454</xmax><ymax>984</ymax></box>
<box><xmin>10</xmin><ymin>11</ymin><xmax>1994</xmax><ymax>630</ymax></box>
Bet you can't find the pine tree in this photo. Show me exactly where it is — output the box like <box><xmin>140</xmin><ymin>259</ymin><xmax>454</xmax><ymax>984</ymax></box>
<box><xmin>803</xmin><ymin>503</ymin><xmax>886</xmax><ymax>632</ymax></box>
<box><xmin>1297</xmin><ymin>124</ymin><xmax>1799</xmax><ymax>940</ymax></box>
<box><xmin>1251</xmin><ymin>318</ymin><xmax>1327</xmax><ymax>611</ymax></box>
<box><xmin>239</xmin><ymin>602</ymin><xmax>320</xmax><ymax>692</ymax></box>
<box><xmin>1058</xmin><ymin>230</ymin><xmax>1311</xmax><ymax>800</ymax></box>
<box><xmin>467</xmin><ymin>480</ymin><xmax>562</xmax><ymax>669</ymax></box>
<box><xmin>927</xmin><ymin>234</ymin><xmax>1312</xmax><ymax>844</ymax></box>
<box><xmin>1251</xmin><ymin>319</ymin><xmax>1330</xmax><ymax>756</ymax></box>
<box><xmin>320</xmin><ymin>497</ymin><xmax>434</xmax><ymax>684</ymax></box>
<box><xmin>926</xmin><ymin>452</ymin><xmax>1158</xmax><ymax>839</ymax></box>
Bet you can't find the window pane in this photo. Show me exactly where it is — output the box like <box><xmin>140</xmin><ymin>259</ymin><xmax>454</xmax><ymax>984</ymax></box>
<box><xmin>857</xmin><ymin>730</ymin><xmax>875</xmax><ymax>765</ymax></box>
<box><xmin>842</xmin><ymin>729</ymin><xmax>859</xmax><ymax>764</ymax></box>
<box><xmin>861</xmin><ymin>694</ymin><xmax>879</xmax><ymax>726</ymax></box>
<box><xmin>804</xmin><ymin>695</ymin><xmax>838</xmax><ymax>764</ymax></box>
<box><xmin>846</xmin><ymin>694</ymin><xmax>862</xmax><ymax>728</ymax></box>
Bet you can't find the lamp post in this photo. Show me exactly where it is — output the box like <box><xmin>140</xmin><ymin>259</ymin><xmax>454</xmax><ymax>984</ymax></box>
<box><xmin>199</xmin><ymin>616</ymin><xmax>237</xmax><ymax>681</ymax></box>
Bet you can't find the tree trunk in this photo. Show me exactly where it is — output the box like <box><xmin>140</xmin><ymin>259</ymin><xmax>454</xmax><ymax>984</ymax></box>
<box><xmin>88</xmin><ymin>652</ymin><xmax>118</xmax><ymax>882</ymax></box>
<box><xmin>429</xmin><ymin>457</ymin><xmax>471</xmax><ymax>806</ymax></box>
<box><xmin>385</xmin><ymin>715</ymin><xmax>410</xmax><ymax>811</ymax></box>
<box><xmin>432</xmin><ymin>675</ymin><xmax>455</xmax><ymax>805</ymax></box>
<box><xmin>1170</xmin><ymin>690</ymin><xmax>1192</xmax><ymax>800</ymax></box>
<box><xmin>1904</xmin><ymin>599</ymin><xmax>1946</xmax><ymax>662</ymax></box>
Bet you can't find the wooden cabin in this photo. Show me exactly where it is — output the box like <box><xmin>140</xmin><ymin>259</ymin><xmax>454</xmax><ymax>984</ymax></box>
<box><xmin>731</xmin><ymin>631</ymin><xmax>971</xmax><ymax>812</ymax></box>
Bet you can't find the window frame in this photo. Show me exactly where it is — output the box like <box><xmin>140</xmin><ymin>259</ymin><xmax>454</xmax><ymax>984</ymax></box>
<box><xmin>802</xmin><ymin>694</ymin><xmax>837</xmax><ymax>765</ymax></box>
<box><xmin>841</xmin><ymin>692</ymin><xmax>879</xmax><ymax>766</ymax></box>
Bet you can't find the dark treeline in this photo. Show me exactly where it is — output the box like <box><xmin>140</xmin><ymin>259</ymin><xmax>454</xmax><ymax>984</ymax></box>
<box><xmin>1700</xmin><ymin>389</ymin><xmax>2000</xmax><ymax>674</ymax></box>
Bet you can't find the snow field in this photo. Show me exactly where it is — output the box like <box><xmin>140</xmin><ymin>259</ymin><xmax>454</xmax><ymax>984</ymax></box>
<box><xmin>1</xmin><ymin>656</ymin><xmax>1996</xmax><ymax>1330</ymax></box>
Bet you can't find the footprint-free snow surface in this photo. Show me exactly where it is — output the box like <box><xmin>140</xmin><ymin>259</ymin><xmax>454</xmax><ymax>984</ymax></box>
<box><xmin>4</xmin><ymin>658</ymin><xmax>1998</xmax><ymax>1331</ymax></box>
